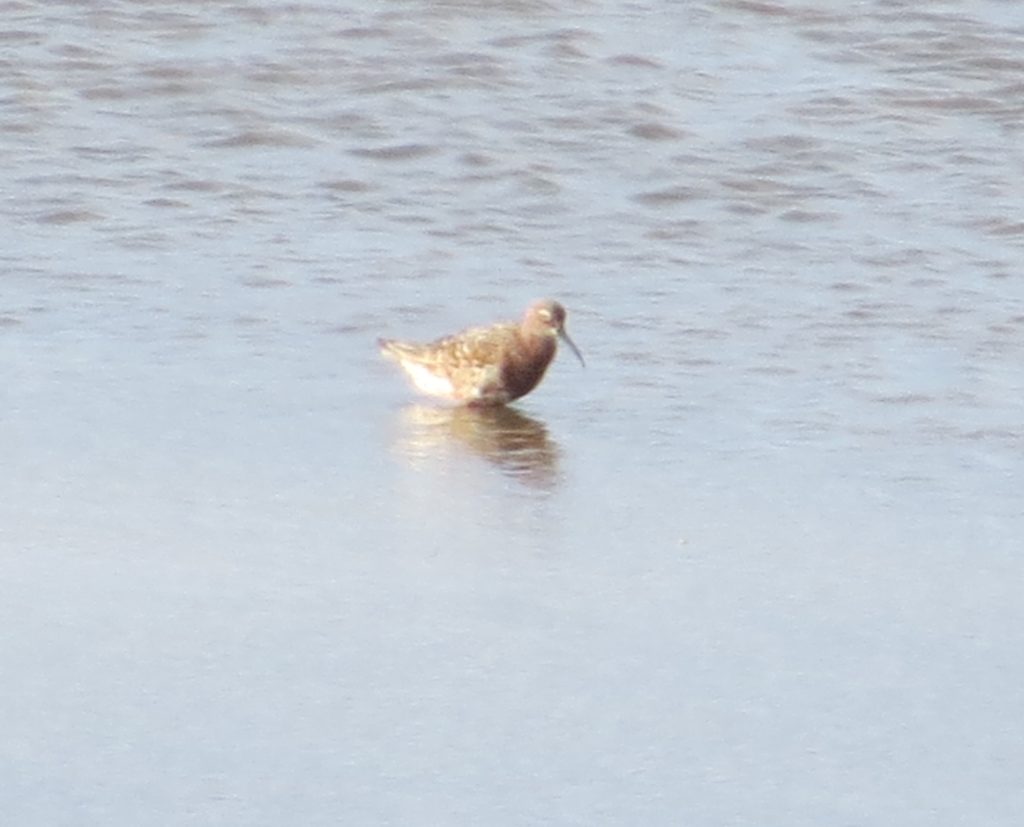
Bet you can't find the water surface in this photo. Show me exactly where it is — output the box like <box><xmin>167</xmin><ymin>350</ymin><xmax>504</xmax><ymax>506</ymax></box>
<box><xmin>2</xmin><ymin>1</ymin><xmax>1023</xmax><ymax>824</ymax></box>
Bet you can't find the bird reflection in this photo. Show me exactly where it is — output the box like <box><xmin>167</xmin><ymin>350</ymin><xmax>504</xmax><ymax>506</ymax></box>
<box><xmin>395</xmin><ymin>404</ymin><xmax>562</xmax><ymax>492</ymax></box>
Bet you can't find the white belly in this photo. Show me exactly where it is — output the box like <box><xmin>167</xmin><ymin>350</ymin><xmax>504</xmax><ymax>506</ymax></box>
<box><xmin>403</xmin><ymin>362</ymin><xmax>456</xmax><ymax>399</ymax></box>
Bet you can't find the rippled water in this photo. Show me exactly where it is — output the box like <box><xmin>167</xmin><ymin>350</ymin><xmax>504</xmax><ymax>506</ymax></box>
<box><xmin>3</xmin><ymin>2</ymin><xmax>1023</xmax><ymax>824</ymax></box>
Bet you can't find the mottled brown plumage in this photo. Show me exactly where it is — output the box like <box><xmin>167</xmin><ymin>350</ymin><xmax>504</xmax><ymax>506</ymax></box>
<box><xmin>379</xmin><ymin>299</ymin><xmax>584</xmax><ymax>406</ymax></box>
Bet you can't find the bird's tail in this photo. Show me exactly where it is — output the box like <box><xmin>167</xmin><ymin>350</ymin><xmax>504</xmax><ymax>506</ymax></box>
<box><xmin>377</xmin><ymin>338</ymin><xmax>410</xmax><ymax>361</ymax></box>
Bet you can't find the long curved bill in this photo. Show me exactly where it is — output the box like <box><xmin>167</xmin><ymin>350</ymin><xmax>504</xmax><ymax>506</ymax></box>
<box><xmin>558</xmin><ymin>328</ymin><xmax>585</xmax><ymax>367</ymax></box>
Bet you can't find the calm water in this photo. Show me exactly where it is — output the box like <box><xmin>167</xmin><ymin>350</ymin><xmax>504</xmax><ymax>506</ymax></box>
<box><xmin>2</xmin><ymin>1</ymin><xmax>1023</xmax><ymax>824</ymax></box>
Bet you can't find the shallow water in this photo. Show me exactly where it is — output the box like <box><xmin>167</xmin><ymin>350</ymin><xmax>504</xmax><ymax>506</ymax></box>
<box><xmin>2</xmin><ymin>1</ymin><xmax>1023</xmax><ymax>824</ymax></box>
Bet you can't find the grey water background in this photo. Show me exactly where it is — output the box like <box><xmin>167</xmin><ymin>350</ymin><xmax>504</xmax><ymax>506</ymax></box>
<box><xmin>2</xmin><ymin>1</ymin><xmax>1023</xmax><ymax>823</ymax></box>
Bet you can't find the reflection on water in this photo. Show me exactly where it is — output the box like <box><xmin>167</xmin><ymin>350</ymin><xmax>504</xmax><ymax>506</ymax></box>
<box><xmin>395</xmin><ymin>404</ymin><xmax>562</xmax><ymax>492</ymax></box>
